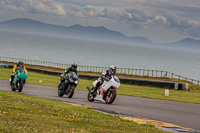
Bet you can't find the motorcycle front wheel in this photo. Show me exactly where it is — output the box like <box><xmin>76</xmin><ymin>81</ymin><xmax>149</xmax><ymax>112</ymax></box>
<box><xmin>87</xmin><ymin>92</ymin><xmax>94</xmax><ymax>102</ymax></box>
<box><xmin>105</xmin><ymin>90</ymin><xmax>116</xmax><ymax>104</ymax></box>
<box><xmin>18</xmin><ymin>79</ymin><xmax>24</xmax><ymax>92</ymax></box>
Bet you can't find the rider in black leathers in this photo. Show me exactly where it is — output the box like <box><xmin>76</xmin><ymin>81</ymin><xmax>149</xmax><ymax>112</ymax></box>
<box><xmin>91</xmin><ymin>65</ymin><xmax>117</xmax><ymax>96</ymax></box>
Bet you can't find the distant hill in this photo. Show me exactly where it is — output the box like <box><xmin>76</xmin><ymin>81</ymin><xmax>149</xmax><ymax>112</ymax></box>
<box><xmin>175</xmin><ymin>38</ymin><xmax>200</xmax><ymax>45</ymax></box>
<box><xmin>0</xmin><ymin>18</ymin><xmax>151</xmax><ymax>44</ymax></box>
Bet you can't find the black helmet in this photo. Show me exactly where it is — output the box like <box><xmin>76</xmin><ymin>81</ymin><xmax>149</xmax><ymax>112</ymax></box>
<box><xmin>109</xmin><ymin>65</ymin><xmax>117</xmax><ymax>75</ymax></box>
<box><xmin>18</xmin><ymin>60</ymin><xmax>24</xmax><ymax>67</ymax></box>
<box><xmin>71</xmin><ymin>62</ymin><xmax>77</xmax><ymax>68</ymax></box>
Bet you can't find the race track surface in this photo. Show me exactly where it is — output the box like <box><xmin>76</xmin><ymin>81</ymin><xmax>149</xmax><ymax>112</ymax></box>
<box><xmin>0</xmin><ymin>80</ymin><xmax>200</xmax><ymax>131</ymax></box>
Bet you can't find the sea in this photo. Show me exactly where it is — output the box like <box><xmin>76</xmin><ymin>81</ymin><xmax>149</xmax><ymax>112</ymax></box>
<box><xmin>0</xmin><ymin>31</ymin><xmax>200</xmax><ymax>81</ymax></box>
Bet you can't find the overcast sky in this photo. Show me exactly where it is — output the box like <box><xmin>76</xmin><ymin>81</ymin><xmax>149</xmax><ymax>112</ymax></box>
<box><xmin>0</xmin><ymin>0</ymin><xmax>200</xmax><ymax>43</ymax></box>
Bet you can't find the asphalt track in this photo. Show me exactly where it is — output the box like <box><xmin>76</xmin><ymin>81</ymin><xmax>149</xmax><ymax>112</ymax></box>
<box><xmin>0</xmin><ymin>79</ymin><xmax>200</xmax><ymax>131</ymax></box>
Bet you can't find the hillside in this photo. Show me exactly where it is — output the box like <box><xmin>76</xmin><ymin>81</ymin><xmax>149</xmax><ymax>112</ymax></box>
<box><xmin>0</xmin><ymin>18</ymin><xmax>151</xmax><ymax>44</ymax></box>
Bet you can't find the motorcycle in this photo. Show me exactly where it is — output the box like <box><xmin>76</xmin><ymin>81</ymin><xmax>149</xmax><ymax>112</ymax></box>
<box><xmin>87</xmin><ymin>75</ymin><xmax>120</xmax><ymax>104</ymax></box>
<box><xmin>10</xmin><ymin>69</ymin><xmax>28</xmax><ymax>92</ymax></box>
<box><xmin>58</xmin><ymin>72</ymin><xmax>79</xmax><ymax>98</ymax></box>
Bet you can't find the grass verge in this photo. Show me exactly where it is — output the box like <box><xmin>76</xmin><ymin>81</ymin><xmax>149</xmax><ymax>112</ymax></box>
<box><xmin>1</xmin><ymin>68</ymin><xmax>200</xmax><ymax>104</ymax></box>
<box><xmin>0</xmin><ymin>90</ymin><xmax>167</xmax><ymax>133</ymax></box>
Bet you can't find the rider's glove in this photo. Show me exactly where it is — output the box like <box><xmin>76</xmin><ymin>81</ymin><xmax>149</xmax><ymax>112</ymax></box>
<box><xmin>104</xmin><ymin>77</ymin><xmax>110</xmax><ymax>82</ymax></box>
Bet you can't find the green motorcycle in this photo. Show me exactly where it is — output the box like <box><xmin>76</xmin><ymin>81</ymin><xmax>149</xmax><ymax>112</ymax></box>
<box><xmin>11</xmin><ymin>69</ymin><xmax>28</xmax><ymax>92</ymax></box>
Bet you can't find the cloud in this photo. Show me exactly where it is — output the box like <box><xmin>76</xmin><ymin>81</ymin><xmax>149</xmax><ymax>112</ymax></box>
<box><xmin>1</xmin><ymin>0</ymin><xmax>200</xmax><ymax>38</ymax></box>
<box><xmin>164</xmin><ymin>13</ymin><xmax>200</xmax><ymax>36</ymax></box>
<box><xmin>0</xmin><ymin>0</ymin><xmax>66</xmax><ymax>16</ymax></box>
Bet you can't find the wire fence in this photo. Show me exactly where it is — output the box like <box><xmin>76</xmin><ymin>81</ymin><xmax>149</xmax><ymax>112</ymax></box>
<box><xmin>0</xmin><ymin>56</ymin><xmax>199</xmax><ymax>86</ymax></box>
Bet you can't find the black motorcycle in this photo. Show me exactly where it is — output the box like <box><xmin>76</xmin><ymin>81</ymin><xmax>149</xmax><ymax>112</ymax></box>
<box><xmin>58</xmin><ymin>72</ymin><xmax>79</xmax><ymax>98</ymax></box>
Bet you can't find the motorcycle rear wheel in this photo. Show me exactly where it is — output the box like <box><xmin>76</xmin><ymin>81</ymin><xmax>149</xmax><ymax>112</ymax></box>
<box><xmin>105</xmin><ymin>90</ymin><xmax>116</xmax><ymax>104</ymax></box>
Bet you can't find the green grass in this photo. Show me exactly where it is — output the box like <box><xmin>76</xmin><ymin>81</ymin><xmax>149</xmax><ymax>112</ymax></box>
<box><xmin>0</xmin><ymin>90</ymin><xmax>167</xmax><ymax>133</ymax></box>
<box><xmin>1</xmin><ymin>68</ymin><xmax>200</xmax><ymax>104</ymax></box>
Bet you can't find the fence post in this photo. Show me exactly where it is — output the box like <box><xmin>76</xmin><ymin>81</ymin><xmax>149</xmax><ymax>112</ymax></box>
<box><xmin>171</xmin><ymin>73</ymin><xmax>174</xmax><ymax>79</ymax></box>
<box><xmin>156</xmin><ymin>70</ymin><xmax>157</xmax><ymax>77</ymax></box>
<box><xmin>165</xmin><ymin>71</ymin><xmax>168</xmax><ymax>77</ymax></box>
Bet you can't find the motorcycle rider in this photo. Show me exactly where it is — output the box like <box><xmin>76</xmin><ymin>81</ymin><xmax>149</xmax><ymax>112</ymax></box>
<box><xmin>91</xmin><ymin>65</ymin><xmax>117</xmax><ymax>96</ymax></box>
<box><xmin>58</xmin><ymin>62</ymin><xmax>78</xmax><ymax>87</ymax></box>
<box><xmin>11</xmin><ymin>60</ymin><xmax>28</xmax><ymax>87</ymax></box>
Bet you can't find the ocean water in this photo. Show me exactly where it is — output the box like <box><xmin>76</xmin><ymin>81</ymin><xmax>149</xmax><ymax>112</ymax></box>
<box><xmin>0</xmin><ymin>31</ymin><xmax>200</xmax><ymax>80</ymax></box>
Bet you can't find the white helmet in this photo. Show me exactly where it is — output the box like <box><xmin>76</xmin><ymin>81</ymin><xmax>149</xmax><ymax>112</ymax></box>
<box><xmin>109</xmin><ymin>65</ymin><xmax>117</xmax><ymax>75</ymax></box>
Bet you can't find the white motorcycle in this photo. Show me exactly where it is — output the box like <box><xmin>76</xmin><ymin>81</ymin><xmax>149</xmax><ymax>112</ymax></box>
<box><xmin>87</xmin><ymin>76</ymin><xmax>120</xmax><ymax>104</ymax></box>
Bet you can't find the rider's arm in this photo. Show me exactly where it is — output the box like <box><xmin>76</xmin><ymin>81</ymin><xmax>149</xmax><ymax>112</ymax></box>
<box><xmin>23</xmin><ymin>66</ymin><xmax>28</xmax><ymax>74</ymax></box>
<box><xmin>65</xmin><ymin>67</ymin><xmax>72</xmax><ymax>73</ymax></box>
<box><xmin>13</xmin><ymin>65</ymin><xmax>17</xmax><ymax>72</ymax></box>
<box><xmin>101</xmin><ymin>71</ymin><xmax>110</xmax><ymax>81</ymax></box>
<box><xmin>76</xmin><ymin>70</ymin><xmax>79</xmax><ymax>76</ymax></box>
<box><xmin>64</xmin><ymin>67</ymin><xmax>71</xmax><ymax>77</ymax></box>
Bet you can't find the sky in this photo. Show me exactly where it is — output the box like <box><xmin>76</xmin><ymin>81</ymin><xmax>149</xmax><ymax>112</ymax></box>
<box><xmin>0</xmin><ymin>0</ymin><xmax>200</xmax><ymax>43</ymax></box>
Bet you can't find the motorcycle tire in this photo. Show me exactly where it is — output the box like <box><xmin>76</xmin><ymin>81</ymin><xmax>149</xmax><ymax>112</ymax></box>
<box><xmin>87</xmin><ymin>92</ymin><xmax>94</xmax><ymax>102</ymax></box>
<box><xmin>105</xmin><ymin>90</ymin><xmax>116</xmax><ymax>104</ymax></box>
<box><xmin>18</xmin><ymin>79</ymin><xmax>24</xmax><ymax>92</ymax></box>
<box><xmin>66</xmin><ymin>85</ymin><xmax>75</xmax><ymax>98</ymax></box>
<box><xmin>11</xmin><ymin>83</ymin><xmax>16</xmax><ymax>92</ymax></box>
<box><xmin>58</xmin><ymin>86</ymin><xmax>64</xmax><ymax>97</ymax></box>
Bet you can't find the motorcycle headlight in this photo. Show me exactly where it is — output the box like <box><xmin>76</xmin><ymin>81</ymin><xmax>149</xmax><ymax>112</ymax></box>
<box><xmin>75</xmin><ymin>81</ymin><xmax>79</xmax><ymax>84</ymax></box>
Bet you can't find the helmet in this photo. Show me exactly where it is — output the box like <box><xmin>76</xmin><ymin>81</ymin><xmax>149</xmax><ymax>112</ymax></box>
<box><xmin>18</xmin><ymin>60</ymin><xmax>24</xmax><ymax>67</ymax></box>
<box><xmin>109</xmin><ymin>65</ymin><xmax>117</xmax><ymax>75</ymax></box>
<box><xmin>71</xmin><ymin>62</ymin><xmax>77</xmax><ymax>69</ymax></box>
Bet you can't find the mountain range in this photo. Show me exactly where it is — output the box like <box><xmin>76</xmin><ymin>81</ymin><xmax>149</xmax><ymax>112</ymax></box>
<box><xmin>0</xmin><ymin>18</ymin><xmax>151</xmax><ymax>44</ymax></box>
<box><xmin>0</xmin><ymin>18</ymin><xmax>199</xmax><ymax>46</ymax></box>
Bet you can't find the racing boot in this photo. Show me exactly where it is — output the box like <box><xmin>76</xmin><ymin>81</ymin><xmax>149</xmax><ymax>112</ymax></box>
<box><xmin>58</xmin><ymin>81</ymin><xmax>62</xmax><ymax>88</ymax></box>
<box><xmin>91</xmin><ymin>86</ymin><xmax>97</xmax><ymax>96</ymax></box>
<box><xmin>13</xmin><ymin>83</ymin><xmax>17</xmax><ymax>89</ymax></box>
<box><xmin>10</xmin><ymin>75</ymin><xmax>14</xmax><ymax>85</ymax></box>
<box><xmin>91</xmin><ymin>80</ymin><xmax>103</xmax><ymax>96</ymax></box>
<box><xmin>58</xmin><ymin>75</ymin><xmax>64</xmax><ymax>88</ymax></box>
